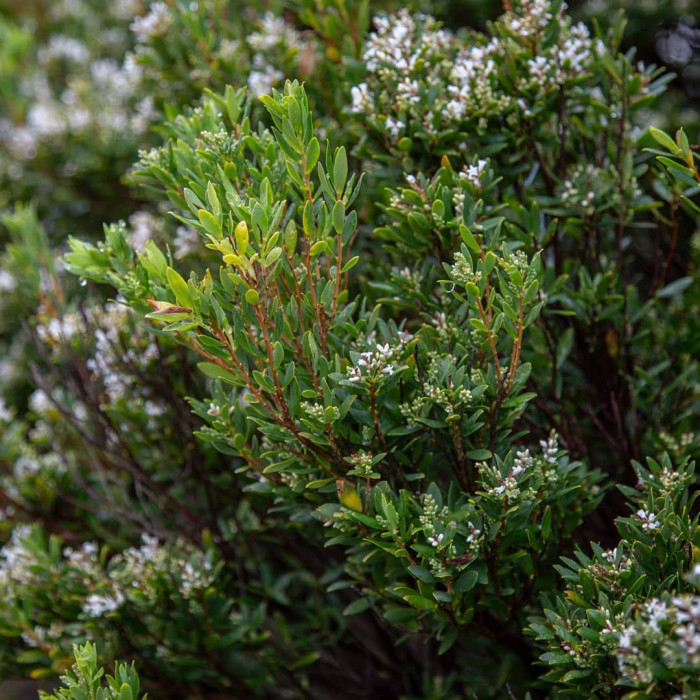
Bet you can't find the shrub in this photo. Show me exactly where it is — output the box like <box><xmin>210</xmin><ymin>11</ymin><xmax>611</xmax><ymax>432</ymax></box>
<box><xmin>0</xmin><ymin>0</ymin><xmax>698</xmax><ymax>697</ymax></box>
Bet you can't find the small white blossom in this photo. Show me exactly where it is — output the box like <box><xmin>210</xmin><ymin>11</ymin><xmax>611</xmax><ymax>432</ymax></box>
<box><xmin>83</xmin><ymin>590</ymin><xmax>125</xmax><ymax>617</ymax></box>
<box><xmin>602</xmin><ymin>548</ymin><xmax>617</xmax><ymax>564</ymax></box>
<box><xmin>540</xmin><ymin>431</ymin><xmax>559</xmax><ymax>463</ymax></box>
<box><xmin>0</xmin><ymin>398</ymin><xmax>13</xmax><ymax>423</ymax></box>
<box><xmin>644</xmin><ymin>598</ymin><xmax>668</xmax><ymax>633</ymax></box>
<box><xmin>428</xmin><ymin>533</ymin><xmax>444</xmax><ymax>547</ymax></box>
<box><xmin>130</xmin><ymin>3</ymin><xmax>173</xmax><ymax>42</ymax></box>
<box><xmin>459</xmin><ymin>159</ymin><xmax>488</xmax><ymax>187</ymax></box>
<box><xmin>173</xmin><ymin>225</ymin><xmax>200</xmax><ymax>259</ymax></box>
<box><xmin>636</xmin><ymin>509</ymin><xmax>660</xmax><ymax>531</ymax></box>
<box><xmin>248</xmin><ymin>64</ymin><xmax>284</xmax><ymax>97</ymax></box>
<box><xmin>350</xmin><ymin>83</ymin><xmax>373</xmax><ymax>114</ymax></box>
<box><xmin>385</xmin><ymin>117</ymin><xmax>405</xmax><ymax>140</ymax></box>
<box><xmin>128</xmin><ymin>210</ymin><xmax>159</xmax><ymax>252</ymax></box>
<box><xmin>512</xmin><ymin>449</ymin><xmax>533</xmax><ymax>477</ymax></box>
<box><xmin>617</xmin><ymin>625</ymin><xmax>637</xmax><ymax>651</ymax></box>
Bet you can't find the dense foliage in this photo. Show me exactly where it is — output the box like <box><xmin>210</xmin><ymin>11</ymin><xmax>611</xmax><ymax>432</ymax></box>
<box><xmin>0</xmin><ymin>1</ymin><xmax>697</xmax><ymax>698</ymax></box>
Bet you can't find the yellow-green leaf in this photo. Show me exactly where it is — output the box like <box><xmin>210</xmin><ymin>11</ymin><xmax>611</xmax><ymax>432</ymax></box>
<box><xmin>235</xmin><ymin>220</ymin><xmax>249</xmax><ymax>256</ymax></box>
<box><xmin>166</xmin><ymin>267</ymin><xmax>192</xmax><ymax>309</ymax></box>
<box><xmin>198</xmin><ymin>209</ymin><xmax>222</xmax><ymax>238</ymax></box>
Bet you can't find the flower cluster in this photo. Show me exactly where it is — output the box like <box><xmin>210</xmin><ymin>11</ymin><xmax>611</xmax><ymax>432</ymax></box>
<box><xmin>419</xmin><ymin>494</ymin><xmax>455</xmax><ymax>562</ymax></box>
<box><xmin>459</xmin><ymin>158</ymin><xmax>489</xmax><ymax>188</ymax></box>
<box><xmin>67</xmin><ymin>302</ymin><xmax>160</xmax><ymax>407</ymax></box>
<box><xmin>614</xmin><ymin>594</ymin><xmax>700</xmax><ymax>685</ymax></box>
<box><xmin>346</xmin><ymin>340</ymin><xmax>408</xmax><ymax>383</ymax></box>
<box><xmin>350</xmin><ymin>10</ymin><xmax>454</xmax><ymax>137</ymax></box>
<box><xmin>345</xmin><ymin>451</ymin><xmax>380</xmax><ymax>479</ymax></box>
<box><xmin>399</xmin><ymin>351</ymin><xmax>473</xmax><ymax>424</ymax></box>
<box><xmin>351</xmin><ymin>0</ymin><xmax>608</xmax><ymax>150</ymax></box>
<box><xmin>130</xmin><ymin>2</ymin><xmax>173</xmax><ymax>42</ymax></box>
<box><xmin>0</xmin><ymin>524</ymin><xmax>38</xmax><ymax>589</ymax></box>
<box><xmin>248</xmin><ymin>12</ymin><xmax>302</xmax><ymax>96</ymax></box>
<box><xmin>635</xmin><ymin>508</ymin><xmax>660</xmax><ymax>531</ymax></box>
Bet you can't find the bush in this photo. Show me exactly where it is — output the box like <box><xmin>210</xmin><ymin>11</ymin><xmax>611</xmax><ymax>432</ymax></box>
<box><xmin>0</xmin><ymin>1</ymin><xmax>698</xmax><ymax>697</ymax></box>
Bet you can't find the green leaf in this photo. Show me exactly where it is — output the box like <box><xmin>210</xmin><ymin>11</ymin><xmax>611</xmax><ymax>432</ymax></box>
<box><xmin>333</xmin><ymin>147</ymin><xmax>348</xmax><ymax>196</ymax></box>
<box><xmin>453</xmin><ymin>570</ymin><xmax>478</xmax><ymax>593</ymax></box>
<box><xmin>465</xmin><ymin>282</ymin><xmax>480</xmax><ymax>297</ymax></box>
<box><xmin>438</xmin><ymin>625</ymin><xmax>459</xmax><ymax>655</ymax></box>
<box><xmin>272</xmin><ymin>341</ymin><xmax>284</xmax><ymax>369</ymax></box>
<box><xmin>264</xmin><ymin>246</ymin><xmax>282</xmax><ymax>266</ymax></box>
<box><xmin>118</xmin><ymin>684</ymin><xmax>134</xmax><ymax>700</ymax></box>
<box><xmin>289</xmin><ymin>652</ymin><xmax>321</xmax><ymax>671</ymax></box>
<box><xmin>466</xmin><ymin>449</ymin><xmax>492</xmax><ymax>460</ymax></box>
<box><xmin>656</xmin><ymin>276</ymin><xmax>692</xmax><ymax>299</ymax></box>
<box><xmin>310</xmin><ymin>241</ymin><xmax>327</xmax><ymax>257</ymax></box>
<box><xmin>681</xmin><ymin>195</ymin><xmax>700</xmax><ymax>213</ymax></box>
<box><xmin>342</xmin><ymin>597</ymin><xmax>372</xmax><ymax>616</ymax></box>
<box><xmin>332</xmin><ymin>200</ymin><xmax>345</xmax><ymax>234</ymax></box>
<box><xmin>340</xmin><ymin>255</ymin><xmax>359</xmax><ymax>274</ymax></box>
<box><xmin>252</xmin><ymin>202</ymin><xmax>269</xmax><ymax>236</ymax></box>
<box><xmin>205</xmin><ymin>181</ymin><xmax>221</xmax><ymax>219</ymax></box>
<box><xmin>225</xmin><ymin>85</ymin><xmax>243</xmax><ymax>124</ymax></box>
<box><xmin>656</xmin><ymin>155</ymin><xmax>694</xmax><ymax>177</ymax></box>
<box><xmin>166</xmin><ymin>267</ymin><xmax>192</xmax><ymax>309</ymax></box>
<box><xmin>305</xmin><ymin>137</ymin><xmax>320</xmax><ymax>174</ymax></box>
<box><xmin>561</xmin><ymin>670</ymin><xmax>592</xmax><ymax>682</ymax></box>
<box><xmin>197</xmin><ymin>209</ymin><xmax>222</xmax><ymax>238</ymax></box>
<box><xmin>556</xmin><ymin>327</ymin><xmax>574</xmax><ymax>367</ymax></box>
<box><xmin>459</xmin><ymin>225</ymin><xmax>481</xmax><ymax>253</ymax></box>
<box><xmin>403</xmin><ymin>594</ymin><xmax>437</xmax><ymax>611</ymax></box>
<box><xmin>197</xmin><ymin>362</ymin><xmax>238</xmax><ymax>384</ymax></box>
<box><xmin>649</xmin><ymin>127</ymin><xmax>679</xmax><ymax>154</ymax></box>
<box><xmin>541</xmin><ymin>505</ymin><xmax>552</xmax><ymax>540</ymax></box>
<box><xmin>184</xmin><ymin>187</ymin><xmax>204</xmax><ymax>213</ymax></box>
<box><xmin>678</xmin><ymin>128</ymin><xmax>690</xmax><ymax>158</ymax></box>
<box><xmin>408</xmin><ymin>565</ymin><xmax>436</xmax><ymax>583</ymax></box>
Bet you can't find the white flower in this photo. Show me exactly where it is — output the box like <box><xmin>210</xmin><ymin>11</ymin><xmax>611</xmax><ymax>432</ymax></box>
<box><xmin>173</xmin><ymin>225</ymin><xmax>200</xmax><ymax>259</ymax></box>
<box><xmin>347</xmin><ymin>367</ymin><xmax>362</xmax><ymax>383</ymax></box>
<box><xmin>540</xmin><ymin>432</ymin><xmax>559</xmax><ymax>463</ymax></box>
<box><xmin>83</xmin><ymin>591</ymin><xmax>124</xmax><ymax>617</ymax></box>
<box><xmin>385</xmin><ymin>117</ymin><xmax>405</xmax><ymax>140</ymax></box>
<box><xmin>128</xmin><ymin>210</ymin><xmax>159</xmax><ymax>252</ymax></box>
<box><xmin>38</xmin><ymin>35</ymin><xmax>90</xmax><ymax>65</ymax></box>
<box><xmin>350</xmin><ymin>83</ymin><xmax>373</xmax><ymax>114</ymax></box>
<box><xmin>248</xmin><ymin>64</ymin><xmax>284</xmax><ymax>97</ymax></box>
<box><xmin>528</xmin><ymin>55</ymin><xmax>551</xmax><ymax>87</ymax></box>
<box><xmin>636</xmin><ymin>509</ymin><xmax>660</xmax><ymax>531</ymax></box>
<box><xmin>248</xmin><ymin>12</ymin><xmax>300</xmax><ymax>51</ymax></box>
<box><xmin>645</xmin><ymin>598</ymin><xmax>668</xmax><ymax>632</ymax></box>
<box><xmin>602</xmin><ymin>547</ymin><xmax>617</xmax><ymax>564</ymax></box>
<box><xmin>131</xmin><ymin>3</ymin><xmax>173</xmax><ymax>42</ymax></box>
<box><xmin>512</xmin><ymin>449</ymin><xmax>533</xmax><ymax>477</ymax></box>
<box><xmin>397</xmin><ymin>77</ymin><xmax>420</xmax><ymax>106</ymax></box>
<box><xmin>0</xmin><ymin>398</ymin><xmax>13</xmax><ymax>423</ymax></box>
<box><xmin>617</xmin><ymin>625</ymin><xmax>636</xmax><ymax>651</ymax></box>
<box><xmin>459</xmin><ymin>159</ymin><xmax>488</xmax><ymax>188</ymax></box>
<box><xmin>466</xmin><ymin>521</ymin><xmax>481</xmax><ymax>543</ymax></box>
<box><xmin>28</xmin><ymin>389</ymin><xmax>52</xmax><ymax>415</ymax></box>
<box><xmin>346</xmin><ymin>341</ymin><xmax>403</xmax><ymax>382</ymax></box>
